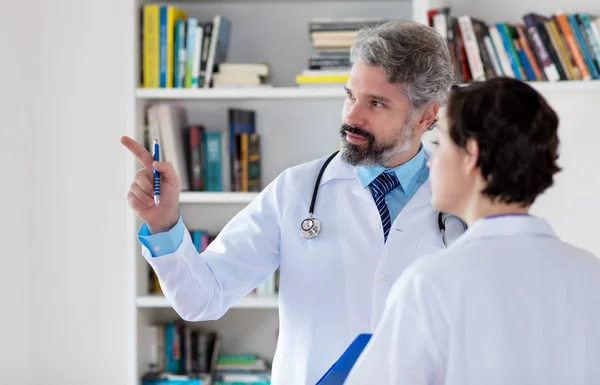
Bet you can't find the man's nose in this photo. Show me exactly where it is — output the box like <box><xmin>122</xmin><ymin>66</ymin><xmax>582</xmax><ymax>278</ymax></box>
<box><xmin>345</xmin><ymin>103</ymin><xmax>366</xmax><ymax>128</ymax></box>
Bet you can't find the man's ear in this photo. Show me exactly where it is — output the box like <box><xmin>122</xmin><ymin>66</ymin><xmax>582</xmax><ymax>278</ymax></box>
<box><xmin>416</xmin><ymin>102</ymin><xmax>440</xmax><ymax>133</ymax></box>
<box><xmin>464</xmin><ymin>138</ymin><xmax>479</xmax><ymax>173</ymax></box>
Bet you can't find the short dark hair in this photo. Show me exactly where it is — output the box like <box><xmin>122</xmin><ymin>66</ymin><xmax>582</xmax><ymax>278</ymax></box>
<box><xmin>446</xmin><ymin>77</ymin><xmax>561</xmax><ymax>206</ymax></box>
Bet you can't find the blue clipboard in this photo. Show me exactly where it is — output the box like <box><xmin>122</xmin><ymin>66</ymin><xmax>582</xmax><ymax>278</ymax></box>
<box><xmin>314</xmin><ymin>333</ymin><xmax>372</xmax><ymax>385</ymax></box>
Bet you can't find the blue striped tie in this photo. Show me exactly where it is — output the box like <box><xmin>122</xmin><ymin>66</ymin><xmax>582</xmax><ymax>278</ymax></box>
<box><xmin>369</xmin><ymin>172</ymin><xmax>400</xmax><ymax>243</ymax></box>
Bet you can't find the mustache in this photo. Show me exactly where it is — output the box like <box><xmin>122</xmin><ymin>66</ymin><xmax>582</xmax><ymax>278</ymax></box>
<box><xmin>340</xmin><ymin>124</ymin><xmax>375</xmax><ymax>142</ymax></box>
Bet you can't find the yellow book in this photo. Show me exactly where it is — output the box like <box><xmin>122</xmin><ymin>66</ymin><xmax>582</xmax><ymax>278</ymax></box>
<box><xmin>295</xmin><ymin>74</ymin><xmax>349</xmax><ymax>84</ymax></box>
<box><xmin>240</xmin><ymin>133</ymin><xmax>249</xmax><ymax>192</ymax></box>
<box><xmin>546</xmin><ymin>19</ymin><xmax>578</xmax><ymax>80</ymax></box>
<box><xmin>142</xmin><ymin>4</ymin><xmax>160</xmax><ymax>88</ymax></box>
<box><xmin>164</xmin><ymin>6</ymin><xmax>188</xmax><ymax>88</ymax></box>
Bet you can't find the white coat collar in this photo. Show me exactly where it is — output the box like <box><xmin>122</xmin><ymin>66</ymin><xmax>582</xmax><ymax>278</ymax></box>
<box><xmin>453</xmin><ymin>214</ymin><xmax>557</xmax><ymax>248</ymax></box>
<box><xmin>317</xmin><ymin>149</ymin><xmax>433</xmax><ymax>214</ymax></box>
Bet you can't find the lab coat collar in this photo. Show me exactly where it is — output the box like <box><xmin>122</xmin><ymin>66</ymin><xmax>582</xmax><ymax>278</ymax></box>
<box><xmin>454</xmin><ymin>214</ymin><xmax>557</xmax><ymax>247</ymax></box>
<box><xmin>318</xmin><ymin>150</ymin><xmax>356</xmax><ymax>186</ymax></box>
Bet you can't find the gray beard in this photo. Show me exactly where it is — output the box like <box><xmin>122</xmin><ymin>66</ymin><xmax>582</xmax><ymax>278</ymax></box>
<box><xmin>341</xmin><ymin>122</ymin><xmax>415</xmax><ymax>166</ymax></box>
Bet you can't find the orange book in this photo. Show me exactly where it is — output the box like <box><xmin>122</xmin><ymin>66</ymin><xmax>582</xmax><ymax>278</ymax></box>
<box><xmin>516</xmin><ymin>24</ymin><xmax>543</xmax><ymax>80</ymax></box>
<box><xmin>554</xmin><ymin>11</ymin><xmax>590</xmax><ymax>80</ymax></box>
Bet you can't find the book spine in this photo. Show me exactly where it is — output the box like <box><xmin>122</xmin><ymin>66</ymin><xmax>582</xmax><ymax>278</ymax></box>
<box><xmin>142</xmin><ymin>5</ymin><xmax>160</xmax><ymax>88</ymax></box>
<box><xmin>579</xmin><ymin>13</ymin><xmax>600</xmax><ymax>72</ymax></box>
<box><xmin>203</xmin><ymin>132</ymin><xmax>222</xmax><ymax>192</ymax></box>
<box><xmin>184</xmin><ymin>18</ymin><xmax>198</xmax><ymax>88</ymax></box>
<box><xmin>546</xmin><ymin>19</ymin><xmax>578</xmax><ymax>79</ymax></box>
<box><xmin>522</xmin><ymin>15</ymin><xmax>561</xmax><ymax>81</ymax></box>
<box><xmin>569</xmin><ymin>14</ymin><xmax>599</xmax><ymax>78</ymax></box>
<box><xmin>458</xmin><ymin>16</ymin><xmax>486</xmax><ymax>81</ymax></box>
<box><xmin>555</xmin><ymin>11</ymin><xmax>590</xmax><ymax>80</ymax></box>
<box><xmin>159</xmin><ymin>6</ymin><xmax>167</xmax><ymax>87</ymax></box>
<box><xmin>239</xmin><ymin>133</ymin><xmax>249</xmax><ymax>192</ymax></box>
<box><xmin>489</xmin><ymin>26</ymin><xmax>515</xmax><ymax>77</ymax></box>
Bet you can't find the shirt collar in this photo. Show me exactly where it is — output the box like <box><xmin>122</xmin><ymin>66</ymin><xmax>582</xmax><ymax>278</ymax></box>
<box><xmin>452</xmin><ymin>214</ymin><xmax>557</xmax><ymax>249</ymax></box>
<box><xmin>357</xmin><ymin>144</ymin><xmax>426</xmax><ymax>194</ymax></box>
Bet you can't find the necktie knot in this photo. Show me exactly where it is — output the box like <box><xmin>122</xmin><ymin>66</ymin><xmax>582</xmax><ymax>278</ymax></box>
<box><xmin>369</xmin><ymin>171</ymin><xmax>400</xmax><ymax>197</ymax></box>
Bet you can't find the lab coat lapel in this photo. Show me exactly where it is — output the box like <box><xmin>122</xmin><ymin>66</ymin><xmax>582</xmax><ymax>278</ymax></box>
<box><xmin>317</xmin><ymin>152</ymin><xmax>373</xmax><ymax>202</ymax></box>
<box><xmin>398</xmin><ymin>179</ymin><xmax>432</xmax><ymax>216</ymax></box>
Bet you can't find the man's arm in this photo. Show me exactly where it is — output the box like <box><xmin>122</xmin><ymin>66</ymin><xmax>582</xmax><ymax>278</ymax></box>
<box><xmin>139</xmin><ymin>173</ymin><xmax>284</xmax><ymax>322</ymax></box>
<box><xmin>343</xmin><ymin>267</ymin><xmax>448</xmax><ymax>385</ymax></box>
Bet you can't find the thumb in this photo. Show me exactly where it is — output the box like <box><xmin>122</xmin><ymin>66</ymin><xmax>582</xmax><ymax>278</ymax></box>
<box><xmin>153</xmin><ymin>161</ymin><xmax>177</xmax><ymax>180</ymax></box>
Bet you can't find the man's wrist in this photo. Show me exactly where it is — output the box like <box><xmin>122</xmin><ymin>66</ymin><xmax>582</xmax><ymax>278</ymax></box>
<box><xmin>147</xmin><ymin>213</ymin><xmax>180</xmax><ymax>235</ymax></box>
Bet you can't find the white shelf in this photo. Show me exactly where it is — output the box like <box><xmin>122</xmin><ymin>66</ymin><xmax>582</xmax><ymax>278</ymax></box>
<box><xmin>136</xmin><ymin>86</ymin><xmax>346</xmax><ymax>100</ymax></box>
<box><xmin>179</xmin><ymin>191</ymin><xmax>259</xmax><ymax>203</ymax></box>
<box><xmin>135</xmin><ymin>81</ymin><xmax>600</xmax><ymax>100</ymax></box>
<box><xmin>136</xmin><ymin>295</ymin><xmax>279</xmax><ymax>309</ymax></box>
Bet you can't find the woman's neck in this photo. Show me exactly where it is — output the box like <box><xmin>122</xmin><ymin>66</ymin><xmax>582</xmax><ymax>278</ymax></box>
<box><xmin>462</xmin><ymin>197</ymin><xmax>530</xmax><ymax>226</ymax></box>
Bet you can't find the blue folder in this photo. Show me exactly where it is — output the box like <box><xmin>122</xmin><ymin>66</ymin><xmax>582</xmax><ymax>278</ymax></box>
<box><xmin>315</xmin><ymin>333</ymin><xmax>372</xmax><ymax>385</ymax></box>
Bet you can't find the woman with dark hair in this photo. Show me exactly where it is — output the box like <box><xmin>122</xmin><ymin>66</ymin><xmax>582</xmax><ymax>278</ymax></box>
<box><xmin>343</xmin><ymin>77</ymin><xmax>600</xmax><ymax>385</ymax></box>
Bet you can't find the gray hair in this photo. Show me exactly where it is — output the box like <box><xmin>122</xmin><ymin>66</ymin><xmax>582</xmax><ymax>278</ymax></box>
<box><xmin>350</xmin><ymin>19</ymin><xmax>454</xmax><ymax>111</ymax></box>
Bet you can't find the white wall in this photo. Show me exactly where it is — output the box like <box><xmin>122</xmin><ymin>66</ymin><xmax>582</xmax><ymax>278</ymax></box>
<box><xmin>0</xmin><ymin>0</ymin><xmax>34</xmax><ymax>382</ymax></box>
<box><xmin>529</xmin><ymin>88</ymin><xmax>600</xmax><ymax>259</ymax></box>
<box><xmin>0</xmin><ymin>0</ymin><xmax>135</xmax><ymax>383</ymax></box>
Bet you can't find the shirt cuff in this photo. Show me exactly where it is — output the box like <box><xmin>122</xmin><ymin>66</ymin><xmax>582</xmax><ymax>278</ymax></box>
<box><xmin>137</xmin><ymin>216</ymin><xmax>185</xmax><ymax>257</ymax></box>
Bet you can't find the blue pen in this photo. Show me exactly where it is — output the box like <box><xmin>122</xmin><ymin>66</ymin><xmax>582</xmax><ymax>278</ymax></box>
<box><xmin>153</xmin><ymin>139</ymin><xmax>160</xmax><ymax>206</ymax></box>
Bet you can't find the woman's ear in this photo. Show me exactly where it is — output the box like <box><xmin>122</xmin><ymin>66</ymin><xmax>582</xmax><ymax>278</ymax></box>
<box><xmin>464</xmin><ymin>138</ymin><xmax>480</xmax><ymax>173</ymax></box>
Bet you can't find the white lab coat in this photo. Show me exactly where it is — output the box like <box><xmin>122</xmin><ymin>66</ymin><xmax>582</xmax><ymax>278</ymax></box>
<box><xmin>344</xmin><ymin>215</ymin><xmax>600</xmax><ymax>385</ymax></box>
<box><xmin>142</xmin><ymin>151</ymin><xmax>448</xmax><ymax>385</ymax></box>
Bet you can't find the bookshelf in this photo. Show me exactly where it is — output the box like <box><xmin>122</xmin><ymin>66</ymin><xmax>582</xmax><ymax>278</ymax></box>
<box><xmin>136</xmin><ymin>87</ymin><xmax>347</xmax><ymax>99</ymax></box>
<box><xmin>136</xmin><ymin>80</ymin><xmax>600</xmax><ymax>101</ymax></box>
<box><xmin>179</xmin><ymin>191</ymin><xmax>259</xmax><ymax>204</ymax></box>
<box><xmin>129</xmin><ymin>0</ymin><xmax>600</xmax><ymax>384</ymax></box>
<box><xmin>137</xmin><ymin>295</ymin><xmax>279</xmax><ymax>309</ymax></box>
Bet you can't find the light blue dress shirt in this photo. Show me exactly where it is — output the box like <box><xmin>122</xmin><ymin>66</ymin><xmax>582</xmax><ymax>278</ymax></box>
<box><xmin>138</xmin><ymin>217</ymin><xmax>186</xmax><ymax>257</ymax></box>
<box><xmin>356</xmin><ymin>144</ymin><xmax>429</xmax><ymax>222</ymax></box>
<box><xmin>138</xmin><ymin>145</ymin><xmax>429</xmax><ymax>257</ymax></box>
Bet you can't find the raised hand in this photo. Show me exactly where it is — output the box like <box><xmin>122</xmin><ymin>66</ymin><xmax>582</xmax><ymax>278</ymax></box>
<box><xmin>121</xmin><ymin>135</ymin><xmax>181</xmax><ymax>234</ymax></box>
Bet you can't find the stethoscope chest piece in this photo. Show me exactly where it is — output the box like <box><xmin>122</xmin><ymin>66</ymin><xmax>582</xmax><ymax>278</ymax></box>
<box><xmin>300</xmin><ymin>216</ymin><xmax>321</xmax><ymax>239</ymax></box>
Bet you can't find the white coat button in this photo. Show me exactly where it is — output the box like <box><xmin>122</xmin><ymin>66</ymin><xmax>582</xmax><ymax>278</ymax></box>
<box><xmin>372</xmin><ymin>220</ymin><xmax>380</xmax><ymax>229</ymax></box>
<box><xmin>377</xmin><ymin>274</ymin><xmax>387</xmax><ymax>282</ymax></box>
<box><xmin>153</xmin><ymin>245</ymin><xmax>161</xmax><ymax>253</ymax></box>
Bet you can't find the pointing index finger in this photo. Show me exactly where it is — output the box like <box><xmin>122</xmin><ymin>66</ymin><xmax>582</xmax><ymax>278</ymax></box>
<box><xmin>120</xmin><ymin>135</ymin><xmax>154</xmax><ymax>172</ymax></box>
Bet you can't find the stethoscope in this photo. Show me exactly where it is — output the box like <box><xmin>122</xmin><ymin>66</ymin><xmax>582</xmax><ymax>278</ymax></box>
<box><xmin>300</xmin><ymin>151</ymin><xmax>467</xmax><ymax>247</ymax></box>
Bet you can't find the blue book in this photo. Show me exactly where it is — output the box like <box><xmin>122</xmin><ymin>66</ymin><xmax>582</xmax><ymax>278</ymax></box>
<box><xmin>158</xmin><ymin>5</ymin><xmax>168</xmax><ymax>87</ymax></box>
<box><xmin>203</xmin><ymin>132</ymin><xmax>222</xmax><ymax>191</ymax></box>
<box><xmin>173</xmin><ymin>19</ymin><xmax>186</xmax><ymax>87</ymax></box>
<box><xmin>315</xmin><ymin>334</ymin><xmax>372</xmax><ymax>385</ymax></box>
<box><xmin>568</xmin><ymin>14</ymin><xmax>599</xmax><ymax>80</ymax></box>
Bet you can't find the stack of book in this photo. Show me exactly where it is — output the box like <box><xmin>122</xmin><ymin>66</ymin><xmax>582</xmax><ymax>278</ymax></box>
<box><xmin>296</xmin><ymin>18</ymin><xmax>388</xmax><ymax>87</ymax></box>
<box><xmin>213</xmin><ymin>354</ymin><xmax>271</xmax><ymax>385</ymax></box>
<box><xmin>212</xmin><ymin>63</ymin><xmax>271</xmax><ymax>88</ymax></box>
<box><xmin>143</xmin><ymin>105</ymin><xmax>261</xmax><ymax>194</ymax></box>
<box><xmin>427</xmin><ymin>7</ymin><xmax>600</xmax><ymax>82</ymax></box>
<box><xmin>141</xmin><ymin>4</ymin><xmax>232</xmax><ymax>88</ymax></box>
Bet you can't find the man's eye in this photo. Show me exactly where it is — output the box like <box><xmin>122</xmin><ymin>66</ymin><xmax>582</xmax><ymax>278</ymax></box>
<box><xmin>372</xmin><ymin>100</ymin><xmax>384</xmax><ymax>107</ymax></box>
